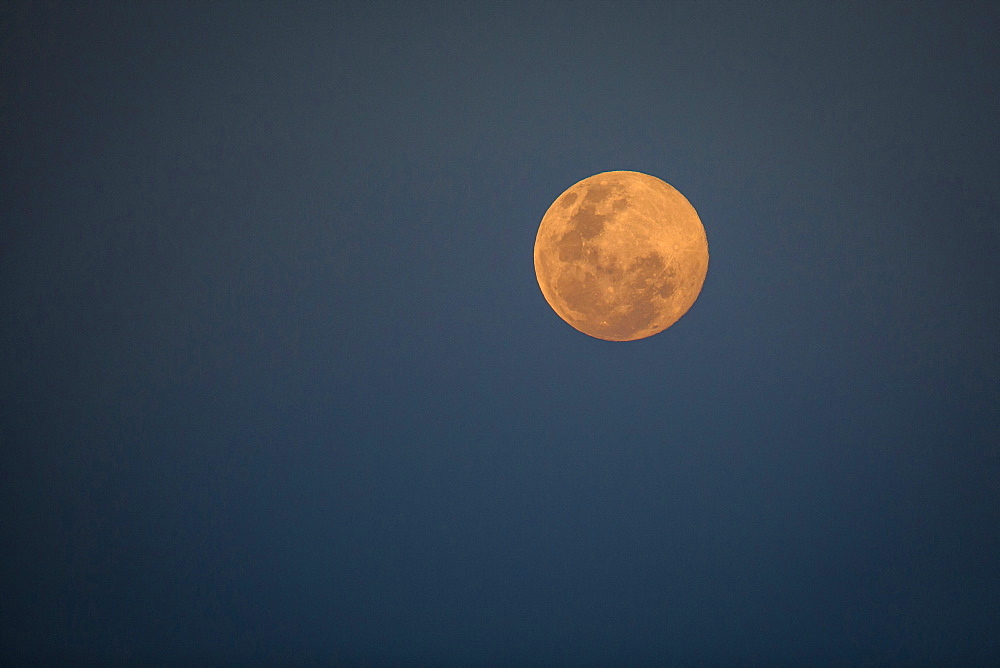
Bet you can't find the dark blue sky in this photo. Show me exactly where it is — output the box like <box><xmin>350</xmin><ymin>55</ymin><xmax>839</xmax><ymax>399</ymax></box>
<box><xmin>2</xmin><ymin>1</ymin><xmax>999</xmax><ymax>664</ymax></box>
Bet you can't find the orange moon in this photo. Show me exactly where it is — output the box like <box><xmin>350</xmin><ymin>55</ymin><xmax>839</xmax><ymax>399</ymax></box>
<box><xmin>533</xmin><ymin>171</ymin><xmax>708</xmax><ymax>341</ymax></box>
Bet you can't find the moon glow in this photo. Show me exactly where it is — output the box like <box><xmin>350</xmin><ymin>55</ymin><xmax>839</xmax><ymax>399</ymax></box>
<box><xmin>534</xmin><ymin>171</ymin><xmax>708</xmax><ymax>341</ymax></box>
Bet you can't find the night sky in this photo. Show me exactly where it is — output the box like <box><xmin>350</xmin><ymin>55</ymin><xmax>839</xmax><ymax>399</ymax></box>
<box><xmin>3</xmin><ymin>1</ymin><xmax>999</xmax><ymax>664</ymax></box>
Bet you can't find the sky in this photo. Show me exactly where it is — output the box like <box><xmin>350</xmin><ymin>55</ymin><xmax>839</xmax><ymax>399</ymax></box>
<box><xmin>2</xmin><ymin>1</ymin><xmax>999</xmax><ymax>664</ymax></box>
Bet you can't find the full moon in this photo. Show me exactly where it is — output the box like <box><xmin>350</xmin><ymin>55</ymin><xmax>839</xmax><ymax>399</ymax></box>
<box><xmin>534</xmin><ymin>171</ymin><xmax>708</xmax><ymax>341</ymax></box>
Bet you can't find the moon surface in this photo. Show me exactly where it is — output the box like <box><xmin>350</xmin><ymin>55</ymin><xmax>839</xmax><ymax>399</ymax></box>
<box><xmin>534</xmin><ymin>171</ymin><xmax>708</xmax><ymax>341</ymax></box>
